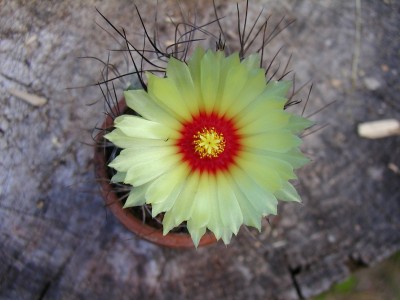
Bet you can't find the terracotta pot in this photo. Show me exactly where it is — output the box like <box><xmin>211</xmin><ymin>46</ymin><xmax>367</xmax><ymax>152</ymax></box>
<box><xmin>94</xmin><ymin>98</ymin><xmax>216</xmax><ymax>248</ymax></box>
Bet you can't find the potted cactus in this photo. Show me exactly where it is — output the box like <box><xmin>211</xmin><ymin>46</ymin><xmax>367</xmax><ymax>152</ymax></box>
<box><xmin>94</xmin><ymin>1</ymin><xmax>312</xmax><ymax>248</ymax></box>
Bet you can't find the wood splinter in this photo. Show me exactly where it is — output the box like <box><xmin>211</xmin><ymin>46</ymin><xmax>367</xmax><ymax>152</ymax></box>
<box><xmin>358</xmin><ymin>119</ymin><xmax>400</xmax><ymax>139</ymax></box>
<box><xmin>8</xmin><ymin>89</ymin><xmax>47</xmax><ymax>107</ymax></box>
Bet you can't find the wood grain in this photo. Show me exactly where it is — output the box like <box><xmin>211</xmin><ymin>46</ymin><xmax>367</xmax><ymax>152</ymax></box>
<box><xmin>1</xmin><ymin>1</ymin><xmax>399</xmax><ymax>299</ymax></box>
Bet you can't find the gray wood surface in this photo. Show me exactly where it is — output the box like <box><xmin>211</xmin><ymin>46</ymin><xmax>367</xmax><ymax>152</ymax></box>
<box><xmin>1</xmin><ymin>1</ymin><xmax>399</xmax><ymax>299</ymax></box>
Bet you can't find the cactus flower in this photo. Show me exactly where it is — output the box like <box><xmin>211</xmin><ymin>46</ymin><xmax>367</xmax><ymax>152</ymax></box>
<box><xmin>105</xmin><ymin>47</ymin><xmax>312</xmax><ymax>246</ymax></box>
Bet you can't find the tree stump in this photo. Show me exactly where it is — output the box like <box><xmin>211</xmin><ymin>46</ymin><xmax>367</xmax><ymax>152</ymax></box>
<box><xmin>1</xmin><ymin>1</ymin><xmax>399</xmax><ymax>299</ymax></box>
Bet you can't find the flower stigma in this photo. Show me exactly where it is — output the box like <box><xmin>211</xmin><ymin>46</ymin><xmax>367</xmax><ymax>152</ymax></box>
<box><xmin>193</xmin><ymin>127</ymin><xmax>226</xmax><ymax>159</ymax></box>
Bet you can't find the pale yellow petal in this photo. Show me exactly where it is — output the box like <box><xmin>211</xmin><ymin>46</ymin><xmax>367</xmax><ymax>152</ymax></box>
<box><xmin>186</xmin><ymin>220</ymin><xmax>206</xmax><ymax>248</ymax></box>
<box><xmin>113</xmin><ymin>115</ymin><xmax>178</xmax><ymax>140</ymax></box>
<box><xmin>240</xmin><ymin>131</ymin><xmax>302</xmax><ymax>152</ymax></box>
<box><xmin>204</xmin><ymin>174</ymin><xmax>222</xmax><ymax>240</ymax></box>
<box><xmin>162</xmin><ymin>210</ymin><xmax>179</xmax><ymax>235</ymax></box>
<box><xmin>245</xmin><ymin>148</ymin><xmax>310</xmax><ymax>169</ymax></box>
<box><xmin>124</xmin><ymin>89</ymin><xmax>181</xmax><ymax>129</ymax></box>
<box><xmin>229</xmin><ymin>182</ymin><xmax>262</xmax><ymax>230</ymax></box>
<box><xmin>235</xmin><ymin>108</ymin><xmax>290</xmax><ymax>129</ymax></box>
<box><xmin>123</xmin><ymin>183</ymin><xmax>150</xmax><ymax>208</ymax></box>
<box><xmin>188</xmin><ymin>47</ymin><xmax>206</xmax><ymax>108</ymax></box>
<box><xmin>188</xmin><ymin>172</ymin><xmax>211</xmax><ymax>229</ymax></box>
<box><xmin>235</xmin><ymin>155</ymin><xmax>282</xmax><ymax>193</ymax></box>
<box><xmin>240</xmin><ymin>151</ymin><xmax>297</xmax><ymax>181</ymax></box>
<box><xmin>275</xmin><ymin>181</ymin><xmax>301</xmax><ymax>202</ymax></box>
<box><xmin>230</xmin><ymin>165</ymin><xmax>278</xmax><ymax>216</ymax></box>
<box><xmin>212</xmin><ymin>52</ymin><xmax>241</xmax><ymax>112</ymax></box>
<box><xmin>166</xmin><ymin>57</ymin><xmax>200</xmax><ymax>116</ymax></box>
<box><xmin>105</xmin><ymin>129</ymin><xmax>175</xmax><ymax>149</ymax></box>
<box><xmin>286</xmin><ymin>115</ymin><xmax>314</xmax><ymax>133</ymax></box>
<box><xmin>110</xmin><ymin>171</ymin><xmax>126</xmax><ymax>183</ymax></box>
<box><xmin>224</xmin><ymin>69</ymin><xmax>266</xmax><ymax>118</ymax></box>
<box><xmin>147</xmin><ymin>73</ymin><xmax>191</xmax><ymax>121</ymax></box>
<box><xmin>188</xmin><ymin>47</ymin><xmax>206</xmax><ymax>78</ymax></box>
<box><xmin>241</xmin><ymin>53</ymin><xmax>261</xmax><ymax>70</ymax></box>
<box><xmin>145</xmin><ymin>164</ymin><xmax>189</xmax><ymax>217</ymax></box>
<box><xmin>109</xmin><ymin>146</ymin><xmax>177</xmax><ymax>172</ymax></box>
<box><xmin>218</xmin><ymin>63</ymin><xmax>247</xmax><ymax>114</ymax></box>
<box><xmin>216</xmin><ymin>172</ymin><xmax>243</xmax><ymax>235</ymax></box>
<box><xmin>281</xmin><ymin>149</ymin><xmax>310</xmax><ymax>168</ymax></box>
<box><xmin>124</xmin><ymin>153</ymin><xmax>181</xmax><ymax>186</ymax></box>
<box><xmin>200</xmin><ymin>50</ymin><xmax>222</xmax><ymax>113</ymax></box>
<box><xmin>220</xmin><ymin>227</ymin><xmax>233</xmax><ymax>245</ymax></box>
<box><xmin>226</xmin><ymin>173</ymin><xmax>262</xmax><ymax>231</ymax></box>
<box><xmin>169</xmin><ymin>170</ymin><xmax>200</xmax><ymax>225</ymax></box>
<box><xmin>264</xmin><ymin>80</ymin><xmax>292</xmax><ymax>97</ymax></box>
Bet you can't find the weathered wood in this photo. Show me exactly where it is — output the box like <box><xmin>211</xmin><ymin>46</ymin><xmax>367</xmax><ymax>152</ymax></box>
<box><xmin>358</xmin><ymin>119</ymin><xmax>400</xmax><ymax>139</ymax></box>
<box><xmin>1</xmin><ymin>1</ymin><xmax>399</xmax><ymax>299</ymax></box>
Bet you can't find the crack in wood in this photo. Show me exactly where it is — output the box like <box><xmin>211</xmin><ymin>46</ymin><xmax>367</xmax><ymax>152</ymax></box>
<box><xmin>36</xmin><ymin>281</ymin><xmax>51</xmax><ymax>300</ymax></box>
<box><xmin>288</xmin><ymin>266</ymin><xmax>304</xmax><ymax>300</ymax></box>
<box><xmin>35</xmin><ymin>246</ymin><xmax>78</xmax><ymax>300</ymax></box>
<box><xmin>0</xmin><ymin>204</ymin><xmax>81</xmax><ymax>238</ymax></box>
<box><xmin>0</xmin><ymin>71</ymin><xmax>32</xmax><ymax>89</ymax></box>
<box><xmin>346</xmin><ymin>253</ymin><xmax>369</xmax><ymax>272</ymax></box>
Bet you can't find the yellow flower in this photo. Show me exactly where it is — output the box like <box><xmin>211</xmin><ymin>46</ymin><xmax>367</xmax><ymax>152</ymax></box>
<box><xmin>105</xmin><ymin>47</ymin><xmax>312</xmax><ymax>246</ymax></box>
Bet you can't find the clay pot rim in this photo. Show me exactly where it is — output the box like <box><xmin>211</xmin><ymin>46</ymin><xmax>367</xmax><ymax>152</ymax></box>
<box><xmin>94</xmin><ymin>98</ymin><xmax>217</xmax><ymax>248</ymax></box>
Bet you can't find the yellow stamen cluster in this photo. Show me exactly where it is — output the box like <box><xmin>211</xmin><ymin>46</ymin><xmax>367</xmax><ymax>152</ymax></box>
<box><xmin>193</xmin><ymin>127</ymin><xmax>226</xmax><ymax>158</ymax></box>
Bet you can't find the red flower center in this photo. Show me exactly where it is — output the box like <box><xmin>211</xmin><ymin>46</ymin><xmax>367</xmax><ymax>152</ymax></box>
<box><xmin>176</xmin><ymin>112</ymin><xmax>241</xmax><ymax>174</ymax></box>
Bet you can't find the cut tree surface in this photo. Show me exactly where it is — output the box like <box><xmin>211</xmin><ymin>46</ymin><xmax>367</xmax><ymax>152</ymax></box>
<box><xmin>1</xmin><ymin>1</ymin><xmax>399</xmax><ymax>299</ymax></box>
